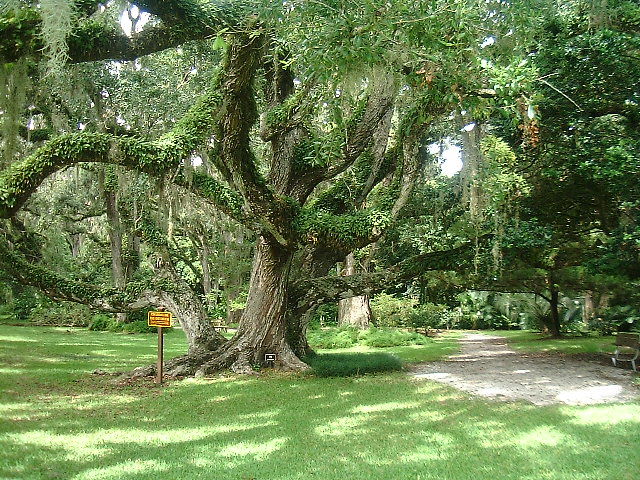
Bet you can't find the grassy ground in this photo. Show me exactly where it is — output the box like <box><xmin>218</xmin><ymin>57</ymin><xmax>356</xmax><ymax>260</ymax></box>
<box><xmin>313</xmin><ymin>330</ymin><xmax>463</xmax><ymax>364</ymax></box>
<box><xmin>490</xmin><ymin>330</ymin><xmax>617</xmax><ymax>355</ymax></box>
<box><xmin>1</xmin><ymin>326</ymin><xmax>639</xmax><ymax>480</ymax></box>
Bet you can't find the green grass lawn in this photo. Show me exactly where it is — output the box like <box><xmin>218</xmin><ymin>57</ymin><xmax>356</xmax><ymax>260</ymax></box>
<box><xmin>490</xmin><ymin>330</ymin><xmax>617</xmax><ymax>355</ymax></box>
<box><xmin>1</xmin><ymin>326</ymin><xmax>639</xmax><ymax>480</ymax></box>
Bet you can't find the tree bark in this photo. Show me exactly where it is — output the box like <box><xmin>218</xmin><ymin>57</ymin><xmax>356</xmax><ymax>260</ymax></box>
<box><xmin>548</xmin><ymin>286</ymin><xmax>562</xmax><ymax>337</ymax></box>
<box><xmin>197</xmin><ymin>235</ymin><xmax>309</xmax><ymax>374</ymax></box>
<box><xmin>102</xmin><ymin>172</ymin><xmax>128</xmax><ymax>324</ymax></box>
<box><xmin>337</xmin><ymin>254</ymin><xmax>372</xmax><ymax>329</ymax></box>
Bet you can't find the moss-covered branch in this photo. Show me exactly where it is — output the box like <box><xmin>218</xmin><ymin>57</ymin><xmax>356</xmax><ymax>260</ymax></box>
<box><xmin>0</xmin><ymin>69</ymin><xmax>233</xmax><ymax>219</ymax></box>
<box><xmin>292</xmin><ymin>207</ymin><xmax>392</xmax><ymax>251</ymax></box>
<box><xmin>0</xmin><ymin>237</ymin><xmax>170</xmax><ymax>312</ymax></box>
<box><xmin>1</xmin><ymin>0</ymin><xmax>246</xmax><ymax>64</ymax></box>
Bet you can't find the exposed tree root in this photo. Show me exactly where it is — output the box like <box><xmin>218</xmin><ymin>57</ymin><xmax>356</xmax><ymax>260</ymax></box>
<box><xmin>119</xmin><ymin>340</ymin><xmax>310</xmax><ymax>381</ymax></box>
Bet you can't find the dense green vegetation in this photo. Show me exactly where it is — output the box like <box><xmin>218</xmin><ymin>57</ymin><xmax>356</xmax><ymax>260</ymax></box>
<box><xmin>1</xmin><ymin>2</ymin><xmax>638</xmax><ymax>477</ymax></box>
<box><xmin>1</xmin><ymin>325</ymin><xmax>638</xmax><ymax>480</ymax></box>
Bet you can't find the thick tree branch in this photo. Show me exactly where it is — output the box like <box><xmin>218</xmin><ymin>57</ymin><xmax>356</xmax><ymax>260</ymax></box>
<box><xmin>0</xmin><ymin>235</ymin><xmax>164</xmax><ymax>312</ymax></box>
<box><xmin>0</xmin><ymin>68</ymin><xmax>247</xmax><ymax>224</ymax></box>
<box><xmin>1</xmin><ymin>0</ymin><xmax>246</xmax><ymax>64</ymax></box>
<box><xmin>289</xmin><ymin>240</ymin><xmax>480</xmax><ymax>313</ymax></box>
<box><xmin>212</xmin><ymin>31</ymin><xmax>297</xmax><ymax>245</ymax></box>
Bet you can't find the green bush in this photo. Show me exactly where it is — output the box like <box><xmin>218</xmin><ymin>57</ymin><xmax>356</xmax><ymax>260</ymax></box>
<box><xmin>307</xmin><ymin>326</ymin><xmax>360</xmax><ymax>349</ymax></box>
<box><xmin>309</xmin><ymin>303</ymin><xmax>338</xmax><ymax>328</ymax></box>
<box><xmin>307</xmin><ymin>326</ymin><xmax>429</xmax><ymax>349</ymax></box>
<box><xmin>408</xmin><ymin>303</ymin><xmax>448</xmax><ymax>331</ymax></box>
<box><xmin>29</xmin><ymin>303</ymin><xmax>91</xmax><ymax>327</ymax></box>
<box><xmin>370</xmin><ymin>293</ymin><xmax>416</xmax><ymax>328</ymax></box>
<box><xmin>358</xmin><ymin>327</ymin><xmax>429</xmax><ymax>347</ymax></box>
<box><xmin>121</xmin><ymin>320</ymin><xmax>157</xmax><ymax>334</ymax></box>
<box><xmin>88</xmin><ymin>313</ymin><xmax>118</xmax><ymax>331</ymax></box>
<box><xmin>304</xmin><ymin>352</ymin><xmax>403</xmax><ymax>377</ymax></box>
<box><xmin>0</xmin><ymin>293</ymin><xmax>92</xmax><ymax>326</ymax></box>
<box><xmin>589</xmin><ymin>305</ymin><xmax>640</xmax><ymax>335</ymax></box>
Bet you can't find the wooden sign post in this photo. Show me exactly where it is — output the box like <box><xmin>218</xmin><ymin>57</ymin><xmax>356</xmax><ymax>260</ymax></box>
<box><xmin>147</xmin><ymin>310</ymin><xmax>172</xmax><ymax>384</ymax></box>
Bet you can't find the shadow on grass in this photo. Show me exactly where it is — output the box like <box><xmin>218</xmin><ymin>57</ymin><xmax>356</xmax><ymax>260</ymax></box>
<box><xmin>1</xmin><ymin>326</ymin><xmax>639</xmax><ymax>480</ymax></box>
<box><xmin>304</xmin><ymin>351</ymin><xmax>403</xmax><ymax>377</ymax></box>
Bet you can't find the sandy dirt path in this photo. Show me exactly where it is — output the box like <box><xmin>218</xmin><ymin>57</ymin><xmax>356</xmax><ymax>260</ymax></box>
<box><xmin>410</xmin><ymin>333</ymin><xmax>640</xmax><ymax>406</ymax></box>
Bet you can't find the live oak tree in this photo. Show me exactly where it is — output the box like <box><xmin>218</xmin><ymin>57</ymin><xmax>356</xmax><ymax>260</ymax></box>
<box><xmin>0</xmin><ymin>0</ymin><xmax>582</xmax><ymax>375</ymax></box>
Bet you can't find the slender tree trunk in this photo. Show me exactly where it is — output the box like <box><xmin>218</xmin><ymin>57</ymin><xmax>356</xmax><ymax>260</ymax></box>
<box><xmin>103</xmin><ymin>175</ymin><xmax>128</xmax><ymax>324</ymax></box>
<box><xmin>547</xmin><ymin>286</ymin><xmax>562</xmax><ymax>337</ymax></box>
<box><xmin>222</xmin><ymin>228</ymin><xmax>247</xmax><ymax>322</ymax></box>
<box><xmin>337</xmin><ymin>253</ymin><xmax>372</xmax><ymax>329</ymax></box>
<box><xmin>198</xmin><ymin>234</ymin><xmax>213</xmax><ymax>296</ymax></box>
<box><xmin>69</xmin><ymin>233</ymin><xmax>82</xmax><ymax>257</ymax></box>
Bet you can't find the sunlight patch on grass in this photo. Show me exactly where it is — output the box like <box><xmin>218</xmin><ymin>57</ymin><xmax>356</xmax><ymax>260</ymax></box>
<box><xmin>0</xmin><ymin>402</ymin><xmax>41</xmax><ymax>421</ymax></box>
<box><xmin>218</xmin><ymin>437</ymin><xmax>288</xmax><ymax>460</ymax></box>
<box><xmin>400</xmin><ymin>432</ymin><xmax>455</xmax><ymax>462</ymax></box>
<box><xmin>467</xmin><ymin>420</ymin><xmax>511</xmax><ymax>447</ymax></box>
<box><xmin>6</xmin><ymin>422</ymin><xmax>281</xmax><ymax>462</ymax></box>
<box><xmin>352</xmin><ymin>401</ymin><xmax>421</xmax><ymax>414</ymax></box>
<box><xmin>5</xmin><ymin>430</ymin><xmax>111</xmax><ymax>461</ymax></box>
<box><xmin>0</xmin><ymin>335</ymin><xmax>38</xmax><ymax>342</ymax></box>
<box><xmin>314</xmin><ymin>415</ymin><xmax>369</xmax><ymax>437</ymax></box>
<box><xmin>0</xmin><ymin>367</ymin><xmax>25</xmax><ymax>374</ymax></box>
<box><xmin>517</xmin><ymin>426</ymin><xmax>566</xmax><ymax>448</ymax></box>
<box><xmin>564</xmin><ymin>404</ymin><xmax>640</xmax><ymax>426</ymax></box>
<box><xmin>73</xmin><ymin>459</ymin><xmax>171</xmax><ymax>480</ymax></box>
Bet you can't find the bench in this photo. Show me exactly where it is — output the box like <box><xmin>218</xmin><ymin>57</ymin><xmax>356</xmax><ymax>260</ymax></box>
<box><xmin>611</xmin><ymin>332</ymin><xmax>639</xmax><ymax>372</ymax></box>
<box><xmin>212</xmin><ymin>318</ymin><xmax>229</xmax><ymax>332</ymax></box>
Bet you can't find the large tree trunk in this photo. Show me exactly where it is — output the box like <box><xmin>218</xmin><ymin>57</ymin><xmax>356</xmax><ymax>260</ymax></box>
<box><xmin>195</xmin><ymin>235</ymin><xmax>310</xmax><ymax>375</ymax></box>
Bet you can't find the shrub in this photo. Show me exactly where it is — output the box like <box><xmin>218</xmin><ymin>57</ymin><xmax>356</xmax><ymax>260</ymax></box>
<box><xmin>304</xmin><ymin>352</ymin><xmax>403</xmax><ymax>377</ymax></box>
<box><xmin>88</xmin><ymin>313</ymin><xmax>118</xmax><ymax>331</ymax></box>
<box><xmin>121</xmin><ymin>320</ymin><xmax>157</xmax><ymax>334</ymax></box>
<box><xmin>589</xmin><ymin>305</ymin><xmax>640</xmax><ymax>335</ymax></box>
<box><xmin>29</xmin><ymin>303</ymin><xmax>91</xmax><ymax>327</ymax></box>
<box><xmin>408</xmin><ymin>303</ymin><xmax>448</xmax><ymax>332</ymax></box>
<box><xmin>370</xmin><ymin>293</ymin><xmax>416</xmax><ymax>328</ymax></box>
<box><xmin>307</xmin><ymin>326</ymin><xmax>360</xmax><ymax>349</ymax></box>
<box><xmin>307</xmin><ymin>326</ymin><xmax>429</xmax><ymax>349</ymax></box>
<box><xmin>309</xmin><ymin>303</ymin><xmax>338</xmax><ymax>328</ymax></box>
<box><xmin>88</xmin><ymin>314</ymin><xmax>166</xmax><ymax>334</ymax></box>
<box><xmin>358</xmin><ymin>327</ymin><xmax>429</xmax><ymax>347</ymax></box>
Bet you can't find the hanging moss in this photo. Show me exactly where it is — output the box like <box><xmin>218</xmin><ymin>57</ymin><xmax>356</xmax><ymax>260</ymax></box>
<box><xmin>39</xmin><ymin>0</ymin><xmax>75</xmax><ymax>75</ymax></box>
<box><xmin>0</xmin><ymin>60</ymin><xmax>28</xmax><ymax>166</ymax></box>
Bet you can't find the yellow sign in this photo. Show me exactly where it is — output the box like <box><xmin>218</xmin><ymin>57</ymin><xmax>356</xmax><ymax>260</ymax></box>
<box><xmin>147</xmin><ymin>311</ymin><xmax>172</xmax><ymax>327</ymax></box>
